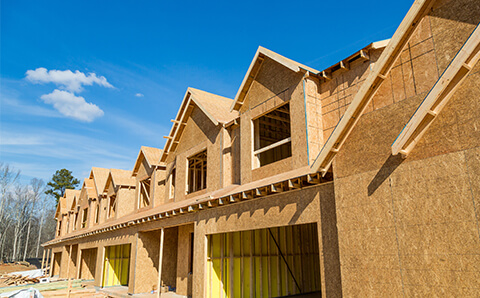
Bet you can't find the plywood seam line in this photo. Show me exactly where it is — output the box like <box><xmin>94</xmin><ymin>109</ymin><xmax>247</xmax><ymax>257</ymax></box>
<box><xmin>391</xmin><ymin>21</ymin><xmax>480</xmax><ymax>157</ymax></box>
<box><xmin>310</xmin><ymin>0</ymin><xmax>436</xmax><ymax>175</ymax></box>
<box><xmin>303</xmin><ymin>74</ymin><xmax>310</xmax><ymax>165</ymax></box>
<box><xmin>267</xmin><ymin>228</ymin><xmax>302</xmax><ymax>294</ymax></box>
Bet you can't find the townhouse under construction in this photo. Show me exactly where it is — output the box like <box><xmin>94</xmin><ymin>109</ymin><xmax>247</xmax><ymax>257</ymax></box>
<box><xmin>42</xmin><ymin>0</ymin><xmax>480</xmax><ymax>296</ymax></box>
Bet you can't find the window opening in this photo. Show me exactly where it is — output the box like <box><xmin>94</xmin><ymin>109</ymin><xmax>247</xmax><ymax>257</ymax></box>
<box><xmin>108</xmin><ymin>195</ymin><xmax>116</xmax><ymax>219</ymax></box>
<box><xmin>81</xmin><ymin>208</ymin><xmax>88</xmax><ymax>228</ymax></box>
<box><xmin>253</xmin><ymin>103</ymin><xmax>292</xmax><ymax>167</ymax></box>
<box><xmin>187</xmin><ymin>150</ymin><xmax>207</xmax><ymax>194</ymax></box>
<box><xmin>169</xmin><ymin>168</ymin><xmax>176</xmax><ymax>200</ymax></box>
<box><xmin>57</xmin><ymin>221</ymin><xmax>62</xmax><ymax>236</ymax></box>
<box><xmin>94</xmin><ymin>204</ymin><xmax>99</xmax><ymax>224</ymax></box>
<box><xmin>138</xmin><ymin>178</ymin><xmax>151</xmax><ymax>208</ymax></box>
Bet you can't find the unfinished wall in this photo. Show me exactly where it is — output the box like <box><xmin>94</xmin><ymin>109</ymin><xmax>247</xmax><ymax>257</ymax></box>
<box><xmin>168</xmin><ymin>107</ymin><xmax>222</xmax><ymax>202</ymax></box>
<box><xmin>153</xmin><ymin>168</ymin><xmax>166</xmax><ymax>208</ymax></box>
<box><xmin>162</xmin><ymin>227</ymin><xmax>179</xmax><ymax>289</ymax></box>
<box><xmin>192</xmin><ymin>183</ymin><xmax>341</xmax><ymax>298</ymax></box>
<box><xmin>117</xmin><ymin>187</ymin><xmax>136</xmax><ymax>218</ymax></box>
<box><xmin>79</xmin><ymin>248</ymin><xmax>97</xmax><ymax>280</ymax></box>
<box><xmin>132</xmin><ymin>230</ymin><xmax>160</xmax><ymax>294</ymax></box>
<box><xmin>333</xmin><ymin>1</ymin><xmax>480</xmax><ymax>294</ymax></box>
<box><xmin>239</xmin><ymin>56</ymin><xmax>308</xmax><ymax>185</ymax></box>
<box><xmin>176</xmin><ymin>224</ymin><xmax>194</xmax><ymax>296</ymax></box>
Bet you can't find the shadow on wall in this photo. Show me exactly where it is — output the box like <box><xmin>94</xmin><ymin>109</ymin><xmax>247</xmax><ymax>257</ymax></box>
<box><xmin>368</xmin><ymin>154</ymin><xmax>405</xmax><ymax>196</ymax></box>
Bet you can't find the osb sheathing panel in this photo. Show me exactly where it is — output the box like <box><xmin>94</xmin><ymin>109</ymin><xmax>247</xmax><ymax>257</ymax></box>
<box><xmin>333</xmin><ymin>28</ymin><xmax>480</xmax><ymax>297</ymax></box>
<box><xmin>430</xmin><ymin>0</ymin><xmax>480</xmax><ymax>74</ymax></box>
<box><xmin>239</xmin><ymin>58</ymin><xmax>308</xmax><ymax>184</ymax></box>
<box><xmin>117</xmin><ymin>188</ymin><xmax>136</xmax><ymax>219</ymax></box>
<box><xmin>133</xmin><ymin>230</ymin><xmax>160</xmax><ymax>294</ymax></box>
<box><xmin>79</xmin><ymin>248</ymin><xmax>97</xmax><ymax>280</ymax></box>
<box><xmin>191</xmin><ymin>184</ymin><xmax>342</xmax><ymax>298</ymax></box>
<box><xmin>305</xmin><ymin>76</ymin><xmax>324</xmax><ymax>165</ymax></box>
<box><xmin>169</xmin><ymin>107</ymin><xmax>222</xmax><ymax>202</ymax></box>
<box><xmin>162</xmin><ymin>227</ymin><xmax>178</xmax><ymax>289</ymax></box>
<box><xmin>176</xmin><ymin>224</ymin><xmax>194</xmax><ymax>296</ymax></box>
<box><xmin>153</xmin><ymin>168</ymin><xmax>166</xmax><ymax>207</ymax></box>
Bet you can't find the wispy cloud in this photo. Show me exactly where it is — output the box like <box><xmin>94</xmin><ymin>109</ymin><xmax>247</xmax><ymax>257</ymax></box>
<box><xmin>25</xmin><ymin>68</ymin><xmax>114</xmax><ymax>93</ymax></box>
<box><xmin>40</xmin><ymin>89</ymin><xmax>104</xmax><ymax>122</ymax></box>
<box><xmin>135</xmin><ymin>93</ymin><xmax>144</xmax><ymax>97</ymax></box>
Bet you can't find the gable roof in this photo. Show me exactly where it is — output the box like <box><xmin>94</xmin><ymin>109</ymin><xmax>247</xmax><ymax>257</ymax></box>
<box><xmin>55</xmin><ymin>195</ymin><xmax>67</xmax><ymax>219</ymax></box>
<box><xmin>89</xmin><ymin>167</ymin><xmax>110</xmax><ymax>197</ymax></box>
<box><xmin>230</xmin><ymin>46</ymin><xmax>319</xmax><ymax>111</ymax></box>
<box><xmin>104</xmin><ymin>169</ymin><xmax>136</xmax><ymax>193</ymax></box>
<box><xmin>65</xmin><ymin>189</ymin><xmax>80</xmax><ymax>211</ymax></box>
<box><xmin>132</xmin><ymin>146</ymin><xmax>163</xmax><ymax>176</ymax></box>
<box><xmin>160</xmin><ymin>87</ymin><xmax>238</xmax><ymax>162</ymax></box>
<box><xmin>311</xmin><ymin>0</ymin><xmax>436</xmax><ymax>174</ymax></box>
<box><xmin>82</xmin><ymin>178</ymin><xmax>97</xmax><ymax>200</ymax></box>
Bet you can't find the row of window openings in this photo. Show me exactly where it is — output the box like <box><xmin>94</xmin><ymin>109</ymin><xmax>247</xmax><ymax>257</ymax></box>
<box><xmin>57</xmin><ymin>104</ymin><xmax>292</xmax><ymax>235</ymax></box>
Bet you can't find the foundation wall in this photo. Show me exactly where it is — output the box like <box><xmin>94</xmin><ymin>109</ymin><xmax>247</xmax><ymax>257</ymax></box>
<box><xmin>333</xmin><ymin>1</ymin><xmax>480</xmax><ymax>295</ymax></box>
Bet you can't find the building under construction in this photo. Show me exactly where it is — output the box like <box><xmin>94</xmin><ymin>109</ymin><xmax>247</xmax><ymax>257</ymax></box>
<box><xmin>43</xmin><ymin>0</ymin><xmax>480</xmax><ymax>296</ymax></box>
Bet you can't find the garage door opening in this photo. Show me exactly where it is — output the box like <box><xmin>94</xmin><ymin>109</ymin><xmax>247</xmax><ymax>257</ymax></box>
<box><xmin>102</xmin><ymin>244</ymin><xmax>130</xmax><ymax>287</ymax></box>
<box><xmin>80</xmin><ymin>248</ymin><xmax>97</xmax><ymax>280</ymax></box>
<box><xmin>206</xmin><ymin>223</ymin><xmax>321</xmax><ymax>298</ymax></box>
<box><xmin>52</xmin><ymin>252</ymin><xmax>61</xmax><ymax>277</ymax></box>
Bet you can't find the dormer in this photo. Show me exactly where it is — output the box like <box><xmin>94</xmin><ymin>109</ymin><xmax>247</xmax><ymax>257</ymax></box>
<box><xmin>131</xmin><ymin>146</ymin><xmax>166</xmax><ymax>210</ymax></box>
<box><xmin>160</xmin><ymin>88</ymin><xmax>238</xmax><ymax>202</ymax></box>
<box><xmin>103</xmin><ymin>169</ymin><xmax>136</xmax><ymax>221</ymax></box>
<box><xmin>88</xmin><ymin>167</ymin><xmax>109</xmax><ymax>225</ymax></box>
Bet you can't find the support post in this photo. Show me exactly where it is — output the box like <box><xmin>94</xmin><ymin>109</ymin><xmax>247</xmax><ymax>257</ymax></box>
<box><xmin>41</xmin><ymin>249</ymin><xmax>46</xmax><ymax>273</ymax></box>
<box><xmin>66</xmin><ymin>245</ymin><xmax>73</xmax><ymax>298</ymax></box>
<box><xmin>157</xmin><ymin>228</ymin><xmax>165</xmax><ymax>298</ymax></box>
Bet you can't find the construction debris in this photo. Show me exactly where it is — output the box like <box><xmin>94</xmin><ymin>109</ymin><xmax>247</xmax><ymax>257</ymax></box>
<box><xmin>0</xmin><ymin>274</ymin><xmax>40</xmax><ymax>287</ymax></box>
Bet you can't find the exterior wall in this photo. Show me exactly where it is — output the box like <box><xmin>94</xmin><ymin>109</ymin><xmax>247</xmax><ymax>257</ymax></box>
<box><xmin>239</xmin><ymin>57</ymin><xmax>308</xmax><ymax>185</ymax></box>
<box><xmin>135</xmin><ymin>158</ymin><xmax>154</xmax><ymax>212</ymax></box>
<box><xmin>176</xmin><ymin>224</ymin><xmax>194</xmax><ymax>296</ymax></box>
<box><xmin>333</xmin><ymin>1</ymin><xmax>480</xmax><ymax>295</ymax></box>
<box><xmin>166</xmin><ymin>107</ymin><xmax>222</xmax><ymax>202</ymax></box>
<box><xmin>117</xmin><ymin>187</ymin><xmax>136</xmax><ymax>218</ymax></box>
<box><xmin>153</xmin><ymin>167</ymin><xmax>166</xmax><ymax>207</ymax></box>
<box><xmin>192</xmin><ymin>183</ymin><xmax>341</xmax><ymax>297</ymax></box>
<box><xmin>132</xmin><ymin>230</ymin><xmax>160</xmax><ymax>294</ymax></box>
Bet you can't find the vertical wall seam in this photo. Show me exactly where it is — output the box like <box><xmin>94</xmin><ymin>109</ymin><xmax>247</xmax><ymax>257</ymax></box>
<box><xmin>389</xmin><ymin>177</ymin><xmax>406</xmax><ymax>298</ymax></box>
<box><xmin>463</xmin><ymin>150</ymin><xmax>480</xmax><ymax>241</ymax></box>
<box><xmin>303</xmin><ymin>76</ymin><xmax>310</xmax><ymax>165</ymax></box>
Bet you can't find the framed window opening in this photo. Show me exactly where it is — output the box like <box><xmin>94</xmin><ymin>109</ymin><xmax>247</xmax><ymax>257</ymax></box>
<box><xmin>138</xmin><ymin>178</ymin><xmax>151</xmax><ymax>209</ymax></box>
<box><xmin>81</xmin><ymin>208</ymin><xmax>88</xmax><ymax>228</ymax></box>
<box><xmin>169</xmin><ymin>168</ymin><xmax>176</xmax><ymax>200</ymax></box>
<box><xmin>94</xmin><ymin>204</ymin><xmax>100</xmax><ymax>224</ymax></box>
<box><xmin>187</xmin><ymin>150</ymin><xmax>207</xmax><ymax>194</ymax></box>
<box><xmin>57</xmin><ymin>221</ymin><xmax>62</xmax><ymax>236</ymax></box>
<box><xmin>253</xmin><ymin>103</ymin><xmax>292</xmax><ymax>168</ymax></box>
<box><xmin>108</xmin><ymin>195</ymin><xmax>116</xmax><ymax>219</ymax></box>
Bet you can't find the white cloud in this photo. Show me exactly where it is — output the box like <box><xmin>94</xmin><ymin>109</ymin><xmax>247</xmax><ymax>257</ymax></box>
<box><xmin>25</xmin><ymin>67</ymin><xmax>113</xmax><ymax>93</ymax></box>
<box><xmin>135</xmin><ymin>93</ymin><xmax>144</xmax><ymax>97</ymax></box>
<box><xmin>40</xmin><ymin>89</ymin><xmax>104</xmax><ymax>122</ymax></box>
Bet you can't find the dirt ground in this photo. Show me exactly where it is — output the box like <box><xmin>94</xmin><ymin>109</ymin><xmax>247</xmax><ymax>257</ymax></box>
<box><xmin>0</xmin><ymin>263</ymin><xmax>38</xmax><ymax>274</ymax></box>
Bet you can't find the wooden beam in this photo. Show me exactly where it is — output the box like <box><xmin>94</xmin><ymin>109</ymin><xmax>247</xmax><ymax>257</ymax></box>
<box><xmin>254</xmin><ymin>137</ymin><xmax>291</xmax><ymax>156</ymax></box>
<box><xmin>310</xmin><ymin>0</ymin><xmax>436</xmax><ymax>175</ymax></box>
<box><xmin>392</xmin><ymin>22</ymin><xmax>480</xmax><ymax>156</ymax></box>
<box><xmin>320</xmin><ymin>70</ymin><xmax>332</xmax><ymax>81</ymax></box>
<box><xmin>156</xmin><ymin>228</ymin><xmax>164</xmax><ymax>298</ymax></box>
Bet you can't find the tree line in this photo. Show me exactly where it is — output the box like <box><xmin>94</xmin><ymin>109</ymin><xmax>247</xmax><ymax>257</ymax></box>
<box><xmin>0</xmin><ymin>163</ymin><xmax>79</xmax><ymax>262</ymax></box>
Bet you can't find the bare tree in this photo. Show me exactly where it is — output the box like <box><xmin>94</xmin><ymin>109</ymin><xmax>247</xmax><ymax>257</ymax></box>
<box><xmin>22</xmin><ymin>179</ymin><xmax>45</xmax><ymax>261</ymax></box>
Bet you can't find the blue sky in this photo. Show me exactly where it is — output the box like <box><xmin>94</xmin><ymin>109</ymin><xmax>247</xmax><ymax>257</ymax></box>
<box><xmin>1</xmin><ymin>0</ymin><xmax>413</xmax><ymax>184</ymax></box>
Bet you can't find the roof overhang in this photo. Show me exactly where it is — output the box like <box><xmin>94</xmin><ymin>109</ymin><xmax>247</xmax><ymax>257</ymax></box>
<box><xmin>160</xmin><ymin>88</ymin><xmax>223</xmax><ymax>162</ymax></box>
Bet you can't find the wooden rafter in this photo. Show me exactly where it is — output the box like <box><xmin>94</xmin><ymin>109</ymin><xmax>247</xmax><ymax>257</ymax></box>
<box><xmin>310</xmin><ymin>0</ymin><xmax>435</xmax><ymax>175</ymax></box>
<box><xmin>392</xmin><ymin>22</ymin><xmax>480</xmax><ymax>157</ymax></box>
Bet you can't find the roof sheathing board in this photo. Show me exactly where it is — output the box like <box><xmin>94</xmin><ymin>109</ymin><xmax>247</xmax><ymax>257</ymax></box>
<box><xmin>160</xmin><ymin>88</ymin><xmax>235</xmax><ymax>162</ymax></box>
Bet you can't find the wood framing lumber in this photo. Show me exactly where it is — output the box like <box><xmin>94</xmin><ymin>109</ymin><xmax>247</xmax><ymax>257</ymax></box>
<box><xmin>156</xmin><ymin>228</ymin><xmax>164</xmax><ymax>298</ymax></box>
<box><xmin>392</xmin><ymin>22</ymin><xmax>480</xmax><ymax>156</ymax></box>
<box><xmin>310</xmin><ymin>0</ymin><xmax>435</xmax><ymax>175</ymax></box>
